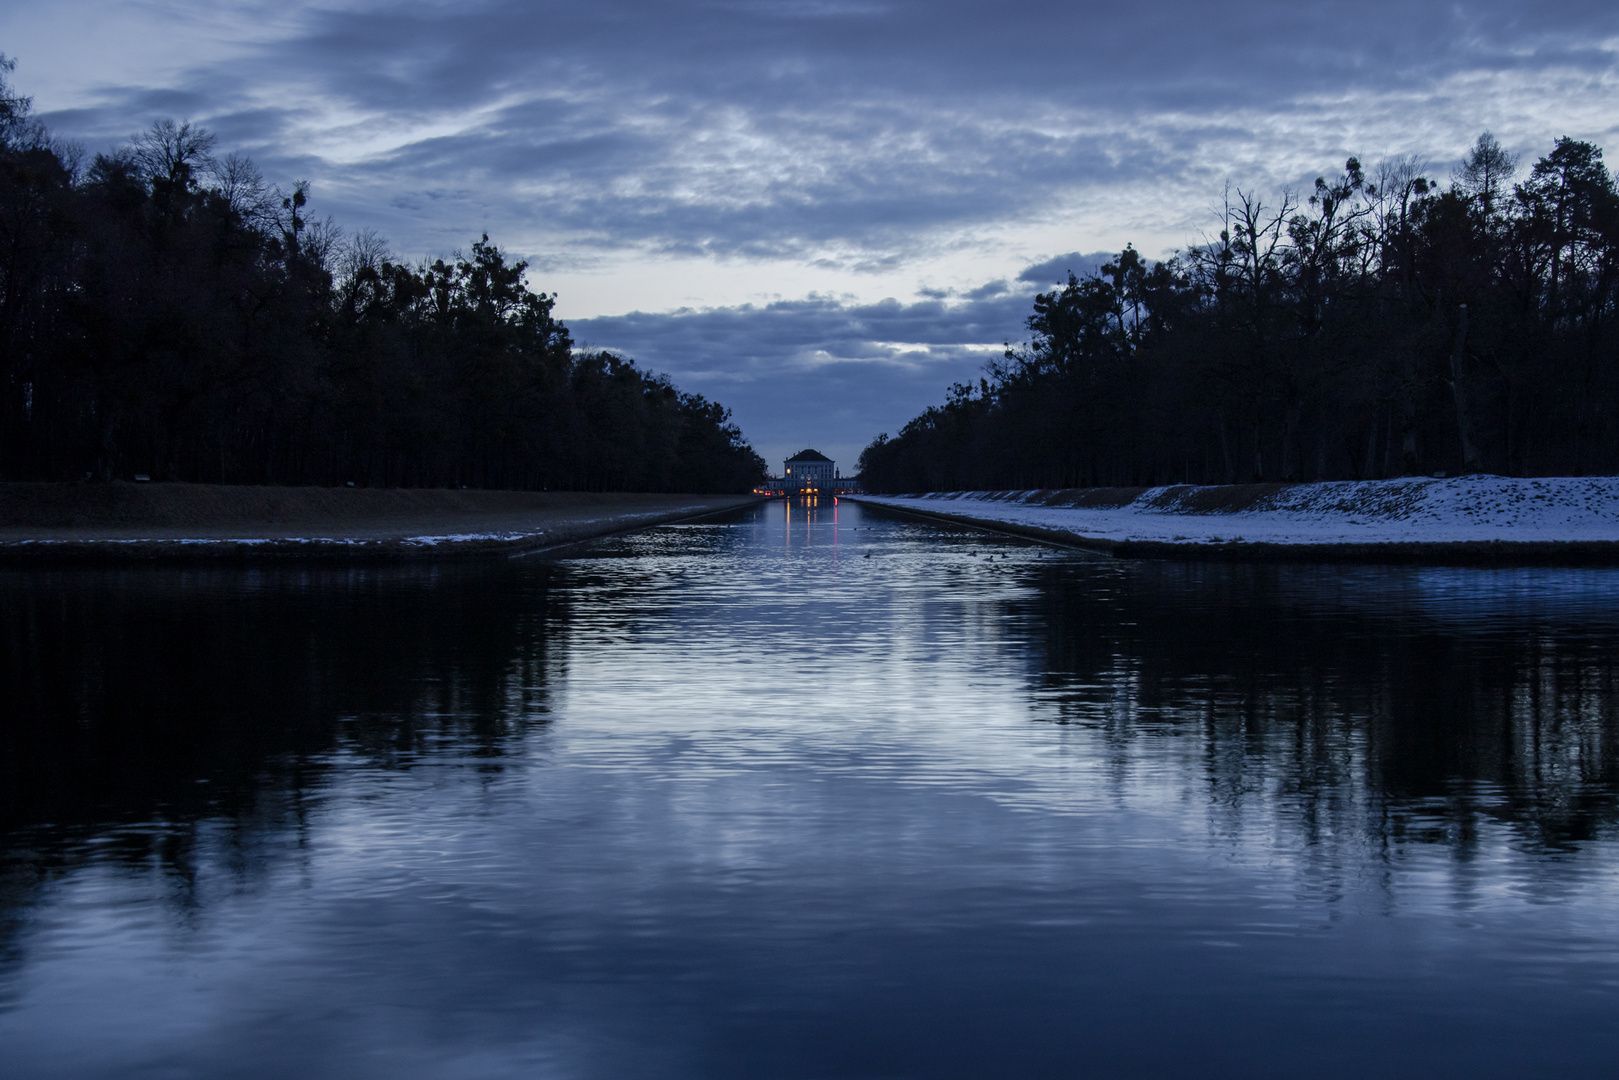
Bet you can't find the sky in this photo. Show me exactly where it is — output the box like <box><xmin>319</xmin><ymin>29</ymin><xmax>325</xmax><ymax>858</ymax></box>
<box><xmin>3</xmin><ymin>2</ymin><xmax>1617</xmax><ymax>471</ymax></box>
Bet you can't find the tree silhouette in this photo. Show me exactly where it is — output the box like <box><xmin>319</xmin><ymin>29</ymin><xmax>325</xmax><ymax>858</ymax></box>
<box><xmin>863</xmin><ymin>137</ymin><xmax>1619</xmax><ymax>492</ymax></box>
<box><xmin>0</xmin><ymin>61</ymin><xmax>764</xmax><ymax>492</ymax></box>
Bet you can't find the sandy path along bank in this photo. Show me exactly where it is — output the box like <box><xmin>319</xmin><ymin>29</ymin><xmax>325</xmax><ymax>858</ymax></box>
<box><xmin>851</xmin><ymin>476</ymin><xmax>1619</xmax><ymax>563</ymax></box>
<box><xmin>0</xmin><ymin>482</ymin><xmax>764</xmax><ymax>562</ymax></box>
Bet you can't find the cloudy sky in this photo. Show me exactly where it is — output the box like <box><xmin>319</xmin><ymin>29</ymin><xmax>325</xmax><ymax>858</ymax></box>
<box><xmin>4</xmin><ymin>2</ymin><xmax>1616</xmax><ymax>469</ymax></box>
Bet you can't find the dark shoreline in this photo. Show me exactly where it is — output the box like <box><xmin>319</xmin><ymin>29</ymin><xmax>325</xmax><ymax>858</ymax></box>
<box><xmin>0</xmin><ymin>482</ymin><xmax>765</xmax><ymax>564</ymax></box>
<box><xmin>848</xmin><ymin>497</ymin><xmax>1619</xmax><ymax>566</ymax></box>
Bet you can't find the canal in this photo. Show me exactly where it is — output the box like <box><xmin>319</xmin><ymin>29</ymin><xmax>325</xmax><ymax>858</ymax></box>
<box><xmin>4</xmin><ymin>497</ymin><xmax>1619</xmax><ymax>1077</ymax></box>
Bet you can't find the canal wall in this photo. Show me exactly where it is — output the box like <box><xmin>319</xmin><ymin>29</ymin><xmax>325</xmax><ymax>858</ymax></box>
<box><xmin>0</xmin><ymin>482</ymin><xmax>764</xmax><ymax>562</ymax></box>
<box><xmin>850</xmin><ymin>475</ymin><xmax>1619</xmax><ymax>562</ymax></box>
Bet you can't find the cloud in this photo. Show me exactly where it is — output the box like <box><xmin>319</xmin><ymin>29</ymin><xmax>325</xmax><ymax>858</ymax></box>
<box><xmin>1017</xmin><ymin>252</ymin><xmax>1115</xmax><ymax>286</ymax></box>
<box><xmin>569</xmin><ymin>271</ymin><xmax>1058</xmax><ymax>468</ymax></box>
<box><xmin>16</xmin><ymin>1</ymin><xmax>1619</xmax><ymax>270</ymax></box>
<box><xmin>565</xmin><ymin>238</ymin><xmax>1195</xmax><ymax>466</ymax></box>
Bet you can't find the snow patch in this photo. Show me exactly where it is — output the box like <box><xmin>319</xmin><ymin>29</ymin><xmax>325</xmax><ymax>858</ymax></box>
<box><xmin>859</xmin><ymin>476</ymin><xmax>1619</xmax><ymax>546</ymax></box>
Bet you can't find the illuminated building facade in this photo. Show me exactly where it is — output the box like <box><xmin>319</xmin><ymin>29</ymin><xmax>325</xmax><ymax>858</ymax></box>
<box><xmin>784</xmin><ymin>449</ymin><xmax>834</xmax><ymax>494</ymax></box>
<box><xmin>752</xmin><ymin>449</ymin><xmax>863</xmax><ymax>495</ymax></box>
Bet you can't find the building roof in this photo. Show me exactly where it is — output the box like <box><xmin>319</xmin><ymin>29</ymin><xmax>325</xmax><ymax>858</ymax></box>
<box><xmin>786</xmin><ymin>448</ymin><xmax>832</xmax><ymax>463</ymax></box>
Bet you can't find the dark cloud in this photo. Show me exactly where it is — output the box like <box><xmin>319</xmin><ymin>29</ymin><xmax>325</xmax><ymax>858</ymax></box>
<box><xmin>310</xmin><ymin>101</ymin><xmax>1164</xmax><ymax>260</ymax></box>
<box><xmin>568</xmin><ymin>241</ymin><xmax>1168</xmax><ymax>465</ymax></box>
<box><xmin>1017</xmin><ymin>252</ymin><xmax>1114</xmax><ymax>286</ymax></box>
<box><xmin>569</xmin><ymin>280</ymin><xmax>1046</xmax><ymax>468</ymax></box>
<box><xmin>272</xmin><ymin>1</ymin><xmax>1619</xmax><ymax>115</ymax></box>
<box><xmin>23</xmin><ymin>1</ymin><xmax>1619</xmax><ymax>263</ymax></box>
<box><xmin>963</xmin><ymin>280</ymin><xmax>1009</xmax><ymax>301</ymax></box>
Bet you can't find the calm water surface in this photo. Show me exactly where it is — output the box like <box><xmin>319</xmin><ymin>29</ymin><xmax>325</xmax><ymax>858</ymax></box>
<box><xmin>4</xmin><ymin>499</ymin><xmax>1619</xmax><ymax>1077</ymax></box>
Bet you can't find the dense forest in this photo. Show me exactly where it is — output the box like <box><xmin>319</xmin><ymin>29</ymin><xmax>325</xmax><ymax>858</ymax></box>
<box><xmin>860</xmin><ymin>132</ymin><xmax>1619</xmax><ymax>492</ymax></box>
<box><xmin>0</xmin><ymin>59</ymin><xmax>764</xmax><ymax>492</ymax></box>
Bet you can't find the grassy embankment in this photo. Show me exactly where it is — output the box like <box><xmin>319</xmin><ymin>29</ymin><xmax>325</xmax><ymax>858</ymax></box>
<box><xmin>0</xmin><ymin>482</ymin><xmax>763</xmax><ymax>562</ymax></box>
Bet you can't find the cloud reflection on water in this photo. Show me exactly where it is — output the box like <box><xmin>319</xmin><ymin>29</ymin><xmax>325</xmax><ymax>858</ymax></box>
<box><xmin>3</xmin><ymin>502</ymin><xmax>1619</xmax><ymax>1075</ymax></box>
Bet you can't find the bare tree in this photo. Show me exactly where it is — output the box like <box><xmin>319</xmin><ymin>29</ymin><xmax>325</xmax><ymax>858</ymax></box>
<box><xmin>209</xmin><ymin>151</ymin><xmax>277</xmax><ymax>224</ymax></box>
<box><xmin>336</xmin><ymin>228</ymin><xmax>392</xmax><ymax>285</ymax></box>
<box><xmin>302</xmin><ymin>217</ymin><xmax>344</xmax><ymax>271</ymax></box>
<box><xmin>131</xmin><ymin>119</ymin><xmax>217</xmax><ymax>187</ymax></box>
<box><xmin>1368</xmin><ymin>154</ymin><xmax>1429</xmax><ymax>259</ymax></box>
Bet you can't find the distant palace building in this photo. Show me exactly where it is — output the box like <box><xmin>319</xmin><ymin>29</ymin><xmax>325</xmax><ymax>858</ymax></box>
<box><xmin>785</xmin><ymin>449</ymin><xmax>834</xmax><ymax>492</ymax></box>
<box><xmin>756</xmin><ymin>449</ymin><xmax>863</xmax><ymax>496</ymax></box>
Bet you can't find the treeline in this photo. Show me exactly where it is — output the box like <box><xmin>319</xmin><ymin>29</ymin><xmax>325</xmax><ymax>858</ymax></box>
<box><xmin>861</xmin><ymin>133</ymin><xmax>1619</xmax><ymax>492</ymax></box>
<box><xmin>0</xmin><ymin>59</ymin><xmax>764</xmax><ymax>491</ymax></box>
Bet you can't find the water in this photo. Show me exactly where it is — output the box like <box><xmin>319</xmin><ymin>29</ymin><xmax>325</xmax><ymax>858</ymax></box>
<box><xmin>4</xmin><ymin>498</ymin><xmax>1619</xmax><ymax>1078</ymax></box>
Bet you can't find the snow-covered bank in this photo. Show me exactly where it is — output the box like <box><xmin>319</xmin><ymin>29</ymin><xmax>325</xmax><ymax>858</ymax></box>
<box><xmin>851</xmin><ymin>476</ymin><xmax>1619</xmax><ymax>560</ymax></box>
